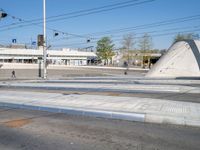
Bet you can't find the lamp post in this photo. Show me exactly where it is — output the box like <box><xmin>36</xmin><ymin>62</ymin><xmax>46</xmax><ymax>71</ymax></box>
<box><xmin>43</xmin><ymin>0</ymin><xmax>47</xmax><ymax>79</ymax></box>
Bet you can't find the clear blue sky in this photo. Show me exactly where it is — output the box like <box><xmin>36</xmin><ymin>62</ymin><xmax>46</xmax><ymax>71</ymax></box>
<box><xmin>0</xmin><ymin>0</ymin><xmax>200</xmax><ymax>50</ymax></box>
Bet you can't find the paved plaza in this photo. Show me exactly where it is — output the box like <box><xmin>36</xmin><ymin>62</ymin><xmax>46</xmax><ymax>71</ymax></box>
<box><xmin>0</xmin><ymin>76</ymin><xmax>200</xmax><ymax>127</ymax></box>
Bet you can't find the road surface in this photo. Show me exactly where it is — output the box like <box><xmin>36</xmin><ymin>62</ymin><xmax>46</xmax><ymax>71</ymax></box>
<box><xmin>0</xmin><ymin>108</ymin><xmax>200</xmax><ymax>150</ymax></box>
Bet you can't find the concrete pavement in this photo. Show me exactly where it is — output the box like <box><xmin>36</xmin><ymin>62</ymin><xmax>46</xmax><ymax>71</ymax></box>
<box><xmin>0</xmin><ymin>65</ymin><xmax>147</xmax><ymax>79</ymax></box>
<box><xmin>0</xmin><ymin>90</ymin><xmax>200</xmax><ymax>127</ymax></box>
<box><xmin>0</xmin><ymin>77</ymin><xmax>200</xmax><ymax>127</ymax></box>
<box><xmin>1</xmin><ymin>78</ymin><xmax>200</xmax><ymax>94</ymax></box>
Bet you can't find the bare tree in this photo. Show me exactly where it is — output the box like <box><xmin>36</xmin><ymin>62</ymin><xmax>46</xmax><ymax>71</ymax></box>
<box><xmin>173</xmin><ymin>33</ymin><xmax>199</xmax><ymax>43</ymax></box>
<box><xmin>138</xmin><ymin>33</ymin><xmax>153</xmax><ymax>53</ymax></box>
<box><xmin>138</xmin><ymin>33</ymin><xmax>153</xmax><ymax>68</ymax></box>
<box><xmin>121</xmin><ymin>33</ymin><xmax>136</xmax><ymax>64</ymax></box>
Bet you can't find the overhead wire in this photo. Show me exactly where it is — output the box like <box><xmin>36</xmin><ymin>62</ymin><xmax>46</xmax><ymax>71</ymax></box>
<box><xmin>0</xmin><ymin>0</ymin><xmax>155</xmax><ymax>41</ymax></box>
<box><xmin>49</xmin><ymin>24</ymin><xmax>200</xmax><ymax>44</ymax></box>
<box><xmin>51</xmin><ymin>27</ymin><xmax>200</xmax><ymax>48</ymax></box>
<box><xmin>0</xmin><ymin>9</ymin><xmax>90</xmax><ymax>39</ymax></box>
<box><xmin>45</xmin><ymin>14</ymin><xmax>200</xmax><ymax>42</ymax></box>
<box><xmin>84</xmin><ymin>15</ymin><xmax>200</xmax><ymax>36</ymax></box>
<box><xmin>0</xmin><ymin>0</ymin><xmax>155</xmax><ymax>30</ymax></box>
<box><xmin>1</xmin><ymin>0</ymin><xmax>199</xmax><ymax>48</ymax></box>
<box><xmin>0</xmin><ymin>0</ymin><xmax>199</xmax><ymax>40</ymax></box>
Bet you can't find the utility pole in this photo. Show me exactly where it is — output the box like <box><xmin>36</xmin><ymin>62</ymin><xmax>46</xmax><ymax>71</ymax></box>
<box><xmin>43</xmin><ymin>0</ymin><xmax>47</xmax><ymax>79</ymax></box>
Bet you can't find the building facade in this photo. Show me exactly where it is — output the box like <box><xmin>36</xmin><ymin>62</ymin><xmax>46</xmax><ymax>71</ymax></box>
<box><xmin>0</xmin><ymin>47</ymin><xmax>96</xmax><ymax>66</ymax></box>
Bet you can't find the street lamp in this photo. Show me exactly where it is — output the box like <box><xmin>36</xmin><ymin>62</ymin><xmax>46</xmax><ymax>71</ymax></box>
<box><xmin>43</xmin><ymin>0</ymin><xmax>47</xmax><ymax>79</ymax></box>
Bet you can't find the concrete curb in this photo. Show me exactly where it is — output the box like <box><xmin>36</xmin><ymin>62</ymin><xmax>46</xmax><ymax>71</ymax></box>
<box><xmin>1</xmin><ymin>83</ymin><xmax>200</xmax><ymax>94</ymax></box>
<box><xmin>0</xmin><ymin>102</ymin><xmax>145</xmax><ymax>122</ymax></box>
<box><xmin>145</xmin><ymin>114</ymin><xmax>200</xmax><ymax>127</ymax></box>
<box><xmin>1</xmin><ymin>102</ymin><xmax>200</xmax><ymax>127</ymax></box>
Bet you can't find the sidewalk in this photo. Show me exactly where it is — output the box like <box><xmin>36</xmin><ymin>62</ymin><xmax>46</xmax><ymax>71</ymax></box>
<box><xmin>0</xmin><ymin>90</ymin><xmax>200</xmax><ymax>127</ymax></box>
<box><xmin>1</xmin><ymin>80</ymin><xmax>200</xmax><ymax>93</ymax></box>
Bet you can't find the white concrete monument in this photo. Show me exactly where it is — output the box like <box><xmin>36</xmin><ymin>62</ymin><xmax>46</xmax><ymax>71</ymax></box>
<box><xmin>146</xmin><ymin>40</ymin><xmax>200</xmax><ymax>78</ymax></box>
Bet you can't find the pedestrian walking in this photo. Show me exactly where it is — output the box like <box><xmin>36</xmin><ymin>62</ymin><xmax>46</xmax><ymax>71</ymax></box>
<box><xmin>123</xmin><ymin>61</ymin><xmax>128</xmax><ymax>75</ymax></box>
<box><xmin>11</xmin><ymin>70</ymin><xmax>16</xmax><ymax>78</ymax></box>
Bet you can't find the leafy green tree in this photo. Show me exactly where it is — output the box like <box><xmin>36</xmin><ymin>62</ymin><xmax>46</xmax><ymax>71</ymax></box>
<box><xmin>138</xmin><ymin>33</ymin><xmax>153</xmax><ymax>53</ymax></box>
<box><xmin>96</xmin><ymin>37</ymin><xmax>115</xmax><ymax>65</ymax></box>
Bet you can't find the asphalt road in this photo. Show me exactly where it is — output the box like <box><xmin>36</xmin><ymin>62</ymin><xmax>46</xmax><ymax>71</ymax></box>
<box><xmin>0</xmin><ymin>107</ymin><xmax>200</xmax><ymax>150</ymax></box>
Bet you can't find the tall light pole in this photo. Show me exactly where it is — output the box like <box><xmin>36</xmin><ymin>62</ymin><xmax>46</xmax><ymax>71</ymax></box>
<box><xmin>43</xmin><ymin>0</ymin><xmax>47</xmax><ymax>79</ymax></box>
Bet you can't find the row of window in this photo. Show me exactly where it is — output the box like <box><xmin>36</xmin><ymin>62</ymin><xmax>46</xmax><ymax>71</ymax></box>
<box><xmin>0</xmin><ymin>54</ymin><xmax>88</xmax><ymax>58</ymax></box>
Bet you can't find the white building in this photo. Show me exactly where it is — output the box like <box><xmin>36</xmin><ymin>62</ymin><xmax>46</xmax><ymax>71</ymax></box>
<box><xmin>0</xmin><ymin>47</ymin><xmax>96</xmax><ymax>66</ymax></box>
<box><xmin>146</xmin><ymin>40</ymin><xmax>200</xmax><ymax>78</ymax></box>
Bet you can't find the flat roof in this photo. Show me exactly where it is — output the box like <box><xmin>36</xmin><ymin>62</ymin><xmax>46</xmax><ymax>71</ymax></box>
<box><xmin>0</xmin><ymin>48</ymin><xmax>96</xmax><ymax>57</ymax></box>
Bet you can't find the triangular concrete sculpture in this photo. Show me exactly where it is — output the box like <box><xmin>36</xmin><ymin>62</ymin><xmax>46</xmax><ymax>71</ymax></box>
<box><xmin>146</xmin><ymin>40</ymin><xmax>200</xmax><ymax>78</ymax></box>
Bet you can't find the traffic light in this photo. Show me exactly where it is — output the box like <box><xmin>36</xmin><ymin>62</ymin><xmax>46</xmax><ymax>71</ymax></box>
<box><xmin>54</xmin><ymin>32</ymin><xmax>59</xmax><ymax>37</ymax></box>
<box><xmin>0</xmin><ymin>12</ymin><xmax>7</xmax><ymax>18</ymax></box>
<box><xmin>37</xmin><ymin>34</ymin><xmax>44</xmax><ymax>47</ymax></box>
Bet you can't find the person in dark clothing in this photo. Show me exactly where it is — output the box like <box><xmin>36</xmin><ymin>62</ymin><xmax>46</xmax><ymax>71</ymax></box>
<box><xmin>123</xmin><ymin>61</ymin><xmax>128</xmax><ymax>75</ymax></box>
<box><xmin>11</xmin><ymin>70</ymin><xmax>16</xmax><ymax>78</ymax></box>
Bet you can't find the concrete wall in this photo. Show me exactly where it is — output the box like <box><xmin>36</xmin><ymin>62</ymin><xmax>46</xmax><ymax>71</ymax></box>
<box><xmin>146</xmin><ymin>40</ymin><xmax>200</xmax><ymax>78</ymax></box>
